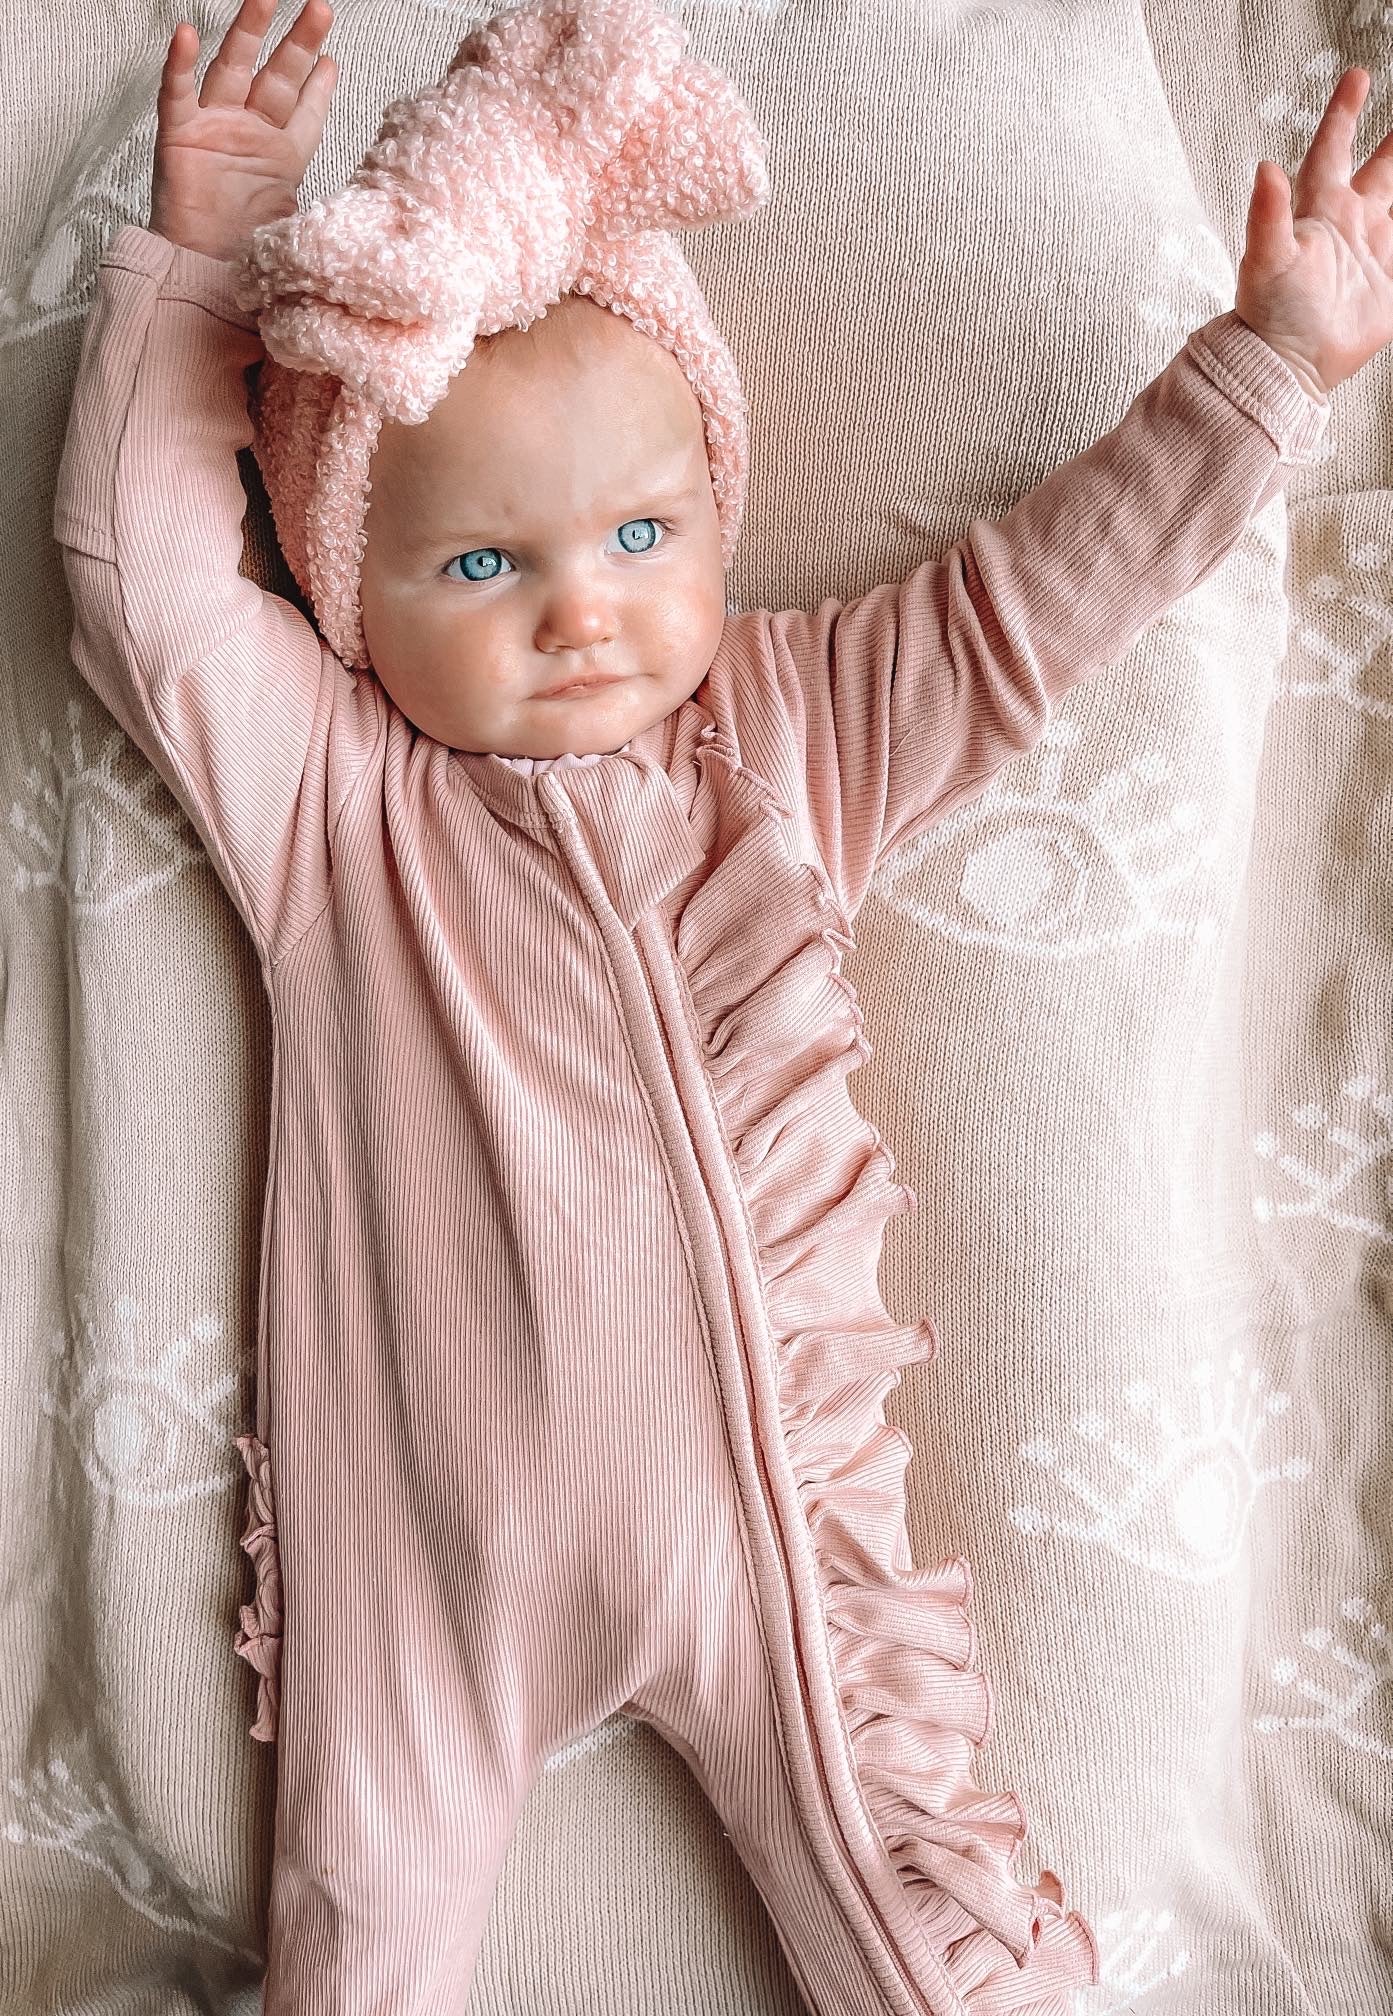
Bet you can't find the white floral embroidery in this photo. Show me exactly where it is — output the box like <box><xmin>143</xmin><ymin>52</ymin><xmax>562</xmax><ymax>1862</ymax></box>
<box><xmin>0</xmin><ymin>115</ymin><xmax>150</xmax><ymax>340</ymax></box>
<box><xmin>3</xmin><ymin>1753</ymin><xmax>259</xmax><ymax>1961</ymax></box>
<box><xmin>42</xmin><ymin>1289</ymin><xmax>250</xmax><ymax>1509</ymax></box>
<box><xmin>877</xmin><ymin>718</ymin><xmax>1224</xmax><ymax>959</ymax></box>
<box><xmin>1258</xmin><ymin>47</ymin><xmax>1368</xmax><ymax>156</ymax></box>
<box><xmin>1072</xmin><ymin>1903</ymin><xmax>1191</xmax><ymax>2013</ymax></box>
<box><xmin>11</xmin><ymin>697</ymin><xmax>207</xmax><ymax>914</ymax></box>
<box><xmin>1252</xmin><ymin>1073</ymin><xmax>1393</xmax><ymax>1250</ymax></box>
<box><xmin>1012</xmin><ymin>1350</ymin><xmax>1310</xmax><ymax>1581</ymax></box>
<box><xmin>1282</xmin><ymin>530</ymin><xmax>1393</xmax><ymax>720</ymax></box>
<box><xmin>1254</xmin><ymin>1596</ymin><xmax>1393</xmax><ymax>1764</ymax></box>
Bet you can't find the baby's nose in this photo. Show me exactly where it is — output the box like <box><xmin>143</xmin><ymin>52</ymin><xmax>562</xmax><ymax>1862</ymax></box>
<box><xmin>535</xmin><ymin>593</ymin><xmax>615</xmax><ymax>652</ymax></box>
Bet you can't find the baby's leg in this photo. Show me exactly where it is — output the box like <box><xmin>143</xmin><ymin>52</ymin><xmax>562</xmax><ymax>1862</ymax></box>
<box><xmin>255</xmin><ymin>1449</ymin><xmax>651</xmax><ymax>2012</ymax></box>
<box><xmin>263</xmin><ymin>1584</ymin><xmax>549</xmax><ymax>2012</ymax></box>
<box><xmin>624</xmin><ymin>1490</ymin><xmax>955</xmax><ymax>2016</ymax></box>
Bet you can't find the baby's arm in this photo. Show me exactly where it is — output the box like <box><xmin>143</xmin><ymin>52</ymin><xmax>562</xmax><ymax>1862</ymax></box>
<box><xmin>735</xmin><ymin>66</ymin><xmax>1393</xmax><ymax>922</ymax></box>
<box><xmin>51</xmin><ymin>222</ymin><xmax>374</xmax><ymax>961</ymax></box>
<box><xmin>744</xmin><ymin>311</ymin><xmax>1327</xmax><ymax>919</ymax></box>
<box><xmin>51</xmin><ymin>1</ymin><xmax>368</xmax><ymax>962</ymax></box>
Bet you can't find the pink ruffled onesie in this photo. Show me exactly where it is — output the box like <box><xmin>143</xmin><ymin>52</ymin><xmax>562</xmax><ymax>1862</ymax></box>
<box><xmin>52</xmin><ymin>220</ymin><xmax>1329</xmax><ymax>2015</ymax></box>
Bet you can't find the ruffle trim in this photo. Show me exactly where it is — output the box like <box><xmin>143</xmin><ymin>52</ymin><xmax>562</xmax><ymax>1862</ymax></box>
<box><xmin>232</xmin><ymin>1432</ymin><xmax>283</xmax><ymax>1744</ymax></box>
<box><xmin>671</xmin><ymin>732</ymin><xmax>1099</xmax><ymax>2010</ymax></box>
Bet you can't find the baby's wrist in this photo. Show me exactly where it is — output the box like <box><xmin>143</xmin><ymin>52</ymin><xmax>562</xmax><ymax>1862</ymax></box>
<box><xmin>1236</xmin><ymin>319</ymin><xmax>1330</xmax><ymax>405</ymax></box>
<box><xmin>147</xmin><ymin>199</ymin><xmax>241</xmax><ymax>267</ymax></box>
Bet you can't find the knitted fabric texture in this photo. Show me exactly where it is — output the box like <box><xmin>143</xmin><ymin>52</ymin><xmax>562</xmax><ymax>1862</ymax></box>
<box><xmin>230</xmin><ymin>0</ymin><xmax>770</xmax><ymax>671</ymax></box>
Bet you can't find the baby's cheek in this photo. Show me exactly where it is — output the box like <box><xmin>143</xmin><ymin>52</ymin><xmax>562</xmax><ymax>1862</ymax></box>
<box><xmin>661</xmin><ymin>564</ymin><xmax>719</xmax><ymax>626</ymax></box>
<box><xmin>666</xmin><ymin>575</ymin><xmax>727</xmax><ymax>662</ymax></box>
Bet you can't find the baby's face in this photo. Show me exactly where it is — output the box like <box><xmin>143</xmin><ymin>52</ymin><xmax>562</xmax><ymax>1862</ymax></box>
<box><xmin>359</xmin><ymin>294</ymin><xmax>728</xmax><ymax>757</ymax></box>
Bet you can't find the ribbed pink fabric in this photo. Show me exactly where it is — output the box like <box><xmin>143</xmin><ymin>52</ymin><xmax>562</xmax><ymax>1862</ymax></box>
<box><xmin>52</xmin><ymin>221</ymin><xmax>1329</xmax><ymax>2016</ymax></box>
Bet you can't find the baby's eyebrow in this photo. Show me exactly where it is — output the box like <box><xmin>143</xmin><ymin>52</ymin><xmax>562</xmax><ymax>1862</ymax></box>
<box><xmin>413</xmin><ymin>479</ymin><xmax>700</xmax><ymax>550</ymax></box>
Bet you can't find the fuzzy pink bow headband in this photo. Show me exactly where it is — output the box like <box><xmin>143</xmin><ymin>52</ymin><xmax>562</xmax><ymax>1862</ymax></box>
<box><xmin>230</xmin><ymin>0</ymin><xmax>770</xmax><ymax>673</ymax></box>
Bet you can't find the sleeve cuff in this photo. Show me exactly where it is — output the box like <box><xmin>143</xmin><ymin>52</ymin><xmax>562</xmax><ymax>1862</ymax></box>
<box><xmin>1185</xmin><ymin>309</ymin><xmax>1331</xmax><ymax>465</ymax></box>
<box><xmin>99</xmin><ymin>221</ymin><xmax>261</xmax><ymax>334</ymax></box>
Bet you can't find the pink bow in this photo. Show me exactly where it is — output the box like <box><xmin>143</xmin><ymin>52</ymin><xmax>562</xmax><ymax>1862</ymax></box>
<box><xmin>231</xmin><ymin>0</ymin><xmax>769</xmax><ymax>423</ymax></box>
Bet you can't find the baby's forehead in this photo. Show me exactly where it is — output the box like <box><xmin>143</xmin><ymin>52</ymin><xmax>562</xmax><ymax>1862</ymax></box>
<box><xmin>471</xmin><ymin>292</ymin><xmax>664</xmax><ymax>383</ymax></box>
<box><xmin>382</xmin><ymin>303</ymin><xmax>703</xmax><ymax>472</ymax></box>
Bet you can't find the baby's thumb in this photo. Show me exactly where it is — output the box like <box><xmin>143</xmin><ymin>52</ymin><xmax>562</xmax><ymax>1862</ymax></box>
<box><xmin>1245</xmin><ymin>159</ymin><xmax>1297</xmax><ymax>268</ymax></box>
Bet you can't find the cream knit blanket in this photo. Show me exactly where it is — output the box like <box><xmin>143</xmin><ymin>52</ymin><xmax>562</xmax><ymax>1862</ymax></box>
<box><xmin>2</xmin><ymin>2</ymin><xmax>1387</xmax><ymax>2010</ymax></box>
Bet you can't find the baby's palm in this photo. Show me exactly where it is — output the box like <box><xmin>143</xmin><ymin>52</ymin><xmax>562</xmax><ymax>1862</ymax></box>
<box><xmin>1237</xmin><ymin>67</ymin><xmax>1393</xmax><ymax>397</ymax></box>
<box><xmin>151</xmin><ymin>0</ymin><xmax>338</xmax><ymax>262</ymax></box>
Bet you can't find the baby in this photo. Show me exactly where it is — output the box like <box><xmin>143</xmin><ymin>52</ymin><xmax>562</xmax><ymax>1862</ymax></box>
<box><xmin>357</xmin><ymin>288</ymin><xmax>727</xmax><ymax>757</ymax></box>
<box><xmin>51</xmin><ymin>0</ymin><xmax>1393</xmax><ymax>2010</ymax></box>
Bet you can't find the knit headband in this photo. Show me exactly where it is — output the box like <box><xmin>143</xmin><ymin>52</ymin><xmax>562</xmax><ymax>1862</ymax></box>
<box><xmin>229</xmin><ymin>0</ymin><xmax>771</xmax><ymax>672</ymax></box>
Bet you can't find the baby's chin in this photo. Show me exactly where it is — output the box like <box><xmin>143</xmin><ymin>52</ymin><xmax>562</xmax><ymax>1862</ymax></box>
<box><xmin>493</xmin><ymin>669</ymin><xmax>701</xmax><ymax>755</ymax></box>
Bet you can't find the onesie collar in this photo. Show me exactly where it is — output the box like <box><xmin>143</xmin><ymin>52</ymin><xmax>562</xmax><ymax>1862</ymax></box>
<box><xmin>452</xmin><ymin>714</ymin><xmax>667</xmax><ymax>825</ymax></box>
<box><xmin>450</xmin><ymin>710</ymin><xmax>707</xmax><ymax>925</ymax></box>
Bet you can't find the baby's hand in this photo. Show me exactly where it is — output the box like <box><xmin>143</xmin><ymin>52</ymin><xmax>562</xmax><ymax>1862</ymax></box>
<box><xmin>150</xmin><ymin>0</ymin><xmax>338</xmax><ymax>262</ymax></box>
<box><xmin>1236</xmin><ymin>66</ymin><xmax>1393</xmax><ymax>401</ymax></box>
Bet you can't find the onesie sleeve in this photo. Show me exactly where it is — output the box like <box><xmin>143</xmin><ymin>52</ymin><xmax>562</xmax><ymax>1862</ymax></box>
<box><xmin>51</xmin><ymin>221</ymin><xmax>381</xmax><ymax>964</ymax></box>
<box><xmin>719</xmin><ymin>311</ymin><xmax>1331</xmax><ymax>920</ymax></box>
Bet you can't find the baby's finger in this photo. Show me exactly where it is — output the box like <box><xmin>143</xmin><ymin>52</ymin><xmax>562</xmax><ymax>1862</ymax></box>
<box><xmin>246</xmin><ymin>0</ymin><xmax>335</xmax><ymax>127</ymax></box>
<box><xmin>1350</xmin><ymin>115</ymin><xmax>1393</xmax><ymax>208</ymax></box>
<box><xmin>1246</xmin><ymin>159</ymin><xmax>1298</xmax><ymax>271</ymax></box>
<box><xmin>281</xmin><ymin>54</ymin><xmax>339</xmax><ymax>158</ymax></box>
<box><xmin>1293</xmin><ymin>66</ymin><xmax>1369</xmax><ymax>210</ymax></box>
<box><xmin>156</xmin><ymin>23</ymin><xmax>202</xmax><ymax>129</ymax></box>
<box><xmin>198</xmin><ymin>0</ymin><xmax>280</xmax><ymax>111</ymax></box>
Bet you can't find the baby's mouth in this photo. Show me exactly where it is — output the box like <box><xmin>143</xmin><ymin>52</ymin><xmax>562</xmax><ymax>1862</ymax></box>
<box><xmin>537</xmin><ymin>672</ymin><xmax>625</xmax><ymax>698</ymax></box>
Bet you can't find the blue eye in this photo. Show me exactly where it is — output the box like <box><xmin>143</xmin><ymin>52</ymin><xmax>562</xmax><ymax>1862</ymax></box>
<box><xmin>442</xmin><ymin>518</ymin><xmax>669</xmax><ymax>582</ymax></box>
<box><xmin>449</xmin><ymin>548</ymin><xmax>509</xmax><ymax>583</ymax></box>
<box><xmin>614</xmin><ymin>517</ymin><xmax>663</xmax><ymax>555</ymax></box>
